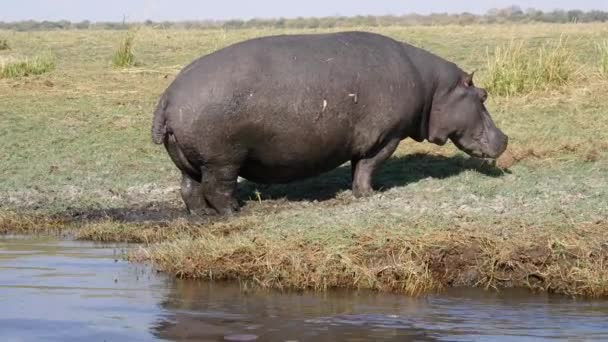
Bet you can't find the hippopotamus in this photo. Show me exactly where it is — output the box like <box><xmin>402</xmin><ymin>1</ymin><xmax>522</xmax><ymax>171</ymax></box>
<box><xmin>151</xmin><ymin>31</ymin><xmax>508</xmax><ymax>216</ymax></box>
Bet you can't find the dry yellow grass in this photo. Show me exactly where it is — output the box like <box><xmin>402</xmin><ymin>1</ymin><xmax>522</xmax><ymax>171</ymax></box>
<box><xmin>129</xmin><ymin>223</ymin><xmax>608</xmax><ymax>297</ymax></box>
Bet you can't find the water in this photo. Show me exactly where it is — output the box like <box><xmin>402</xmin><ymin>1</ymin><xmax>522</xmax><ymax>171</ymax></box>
<box><xmin>1</xmin><ymin>236</ymin><xmax>608</xmax><ymax>342</ymax></box>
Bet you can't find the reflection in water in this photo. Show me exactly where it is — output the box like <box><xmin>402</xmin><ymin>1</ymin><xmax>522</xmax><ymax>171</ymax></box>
<box><xmin>153</xmin><ymin>281</ymin><xmax>434</xmax><ymax>341</ymax></box>
<box><xmin>1</xmin><ymin>236</ymin><xmax>608</xmax><ymax>341</ymax></box>
<box><xmin>152</xmin><ymin>281</ymin><xmax>608</xmax><ymax>341</ymax></box>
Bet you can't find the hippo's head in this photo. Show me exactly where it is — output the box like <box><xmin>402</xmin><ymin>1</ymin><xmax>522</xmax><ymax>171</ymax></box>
<box><xmin>428</xmin><ymin>72</ymin><xmax>508</xmax><ymax>159</ymax></box>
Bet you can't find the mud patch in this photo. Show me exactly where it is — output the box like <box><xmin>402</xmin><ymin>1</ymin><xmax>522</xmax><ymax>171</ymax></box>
<box><xmin>63</xmin><ymin>202</ymin><xmax>190</xmax><ymax>224</ymax></box>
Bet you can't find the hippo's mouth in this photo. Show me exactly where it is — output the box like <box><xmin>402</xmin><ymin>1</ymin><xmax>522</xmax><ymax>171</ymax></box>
<box><xmin>450</xmin><ymin>137</ymin><xmax>500</xmax><ymax>160</ymax></box>
<box><xmin>463</xmin><ymin>146</ymin><xmax>503</xmax><ymax>160</ymax></box>
<box><xmin>463</xmin><ymin>148</ymin><xmax>494</xmax><ymax>160</ymax></box>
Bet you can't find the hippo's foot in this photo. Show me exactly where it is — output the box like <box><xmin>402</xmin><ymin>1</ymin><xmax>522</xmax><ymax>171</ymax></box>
<box><xmin>200</xmin><ymin>164</ymin><xmax>240</xmax><ymax>216</ymax></box>
<box><xmin>351</xmin><ymin>138</ymin><xmax>400</xmax><ymax>199</ymax></box>
<box><xmin>352</xmin><ymin>167</ymin><xmax>375</xmax><ymax>198</ymax></box>
<box><xmin>186</xmin><ymin>206</ymin><xmax>217</xmax><ymax>217</ymax></box>
<box><xmin>353</xmin><ymin>186</ymin><xmax>375</xmax><ymax>198</ymax></box>
<box><xmin>213</xmin><ymin>198</ymin><xmax>240</xmax><ymax>216</ymax></box>
<box><xmin>180</xmin><ymin>173</ymin><xmax>216</xmax><ymax>216</ymax></box>
<box><xmin>184</xmin><ymin>194</ymin><xmax>238</xmax><ymax>217</ymax></box>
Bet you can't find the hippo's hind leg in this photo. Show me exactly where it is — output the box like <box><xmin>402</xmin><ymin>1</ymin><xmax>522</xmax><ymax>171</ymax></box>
<box><xmin>351</xmin><ymin>138</ymin><xmax>400</xmax><ymax>198</ymax></box>
<box><xmin>180</xmin><ymin>173</ymin><xmax>214</xmax><ymax>216</ymax></box>
<box><xmin>164</xmin><ymin>134</ymin><xmax>213</xmax><ymax>216</ymax></box>
<box><xmin>200</xmin><ymin>163</ymin><xmax>240</xmax><ymax>216</ymax></box>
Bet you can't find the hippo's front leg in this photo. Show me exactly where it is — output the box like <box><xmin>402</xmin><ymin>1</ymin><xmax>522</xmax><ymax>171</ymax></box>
<box><xmin>351</xmin><ymin>138</ymin><xmax>400</xmax><ymax>198</ymax></box>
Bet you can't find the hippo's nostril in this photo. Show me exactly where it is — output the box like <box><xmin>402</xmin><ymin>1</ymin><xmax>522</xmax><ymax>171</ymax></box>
<box><xmin>499</xmin><ymin>135</ymin><xmax>509</xmax><ymax>154</ymax></box>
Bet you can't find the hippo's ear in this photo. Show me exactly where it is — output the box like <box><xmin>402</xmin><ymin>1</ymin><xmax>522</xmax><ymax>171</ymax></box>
<box><xmin>462</xmin><ymin>71</ymin><xmax>476</xmax><ymax>87</ymax></box>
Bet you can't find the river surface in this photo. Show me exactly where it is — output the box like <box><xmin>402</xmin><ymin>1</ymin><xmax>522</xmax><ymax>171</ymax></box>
<box><xmin>1</xmin><ymin>236</ymin><xmax>608</xmax><ymax>341</ymax></box>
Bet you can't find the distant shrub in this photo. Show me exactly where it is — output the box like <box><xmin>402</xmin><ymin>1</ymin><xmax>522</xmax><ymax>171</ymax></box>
<box><xmin>112</xmin><ymin>29</ymin><xmax>137</xmax><ymax>68</ymax></box>
<box><xmin>0</xmin><ymin>53</ymin><xmax>55</xmax><ymax>78</ymax></box>
<box><xmin>597</xmin><ymin>41</ymin><xmax>608</xmax><ymax>78</ymax></box>
<box><xmin>0</xmin><ymin>38</ymin><xmax>9</xmax><ymax>50</ymax></box>
<box><xmin>1</xmin><ymin>8</ymin><xmax>608</xmax><ymax>32</ymax></box>
<box><xmin>485</xmin><ymin>37</ymin><xmax>573</xmax><ymax>96</ymax></box>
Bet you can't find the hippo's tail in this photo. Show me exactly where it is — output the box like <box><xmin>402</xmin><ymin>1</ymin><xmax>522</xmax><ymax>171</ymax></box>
<box><xmin>152</xmin><ymin>94</ymin><xmax>169</xmax><ymax>144</ymax></box>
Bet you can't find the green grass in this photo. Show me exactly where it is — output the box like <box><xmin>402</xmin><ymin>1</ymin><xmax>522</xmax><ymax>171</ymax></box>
<box><xmin>112</xmin><ymin>29</ymin><xmax>137</xmax><ymax>67</ymax></box>
<box><xmin>0</xmin><ymin>53</ymin><xmax>55</xmax><ymax>78</ymax></box>
<box><xmin>0</xmin><ymin>38</ymin><xmax>9</xmax><ymax>50</ymax></box>
<box><xmin>484</xmin><ymin>40</ymin><xmax>528</xmax><ymax>95</ymax></box>
<box><xmin>484</xmin><ymin>37</ymin><xmax>574</xmax><ymax>96</ymax></box>
<box><xmin>597</xmin><ymin>40</ymin><xmax>608</xmax><ymax>78</ymax></box>
<box><xmin>535</xmin><ymin>36</ymin><xmax>574</xmax><ymax>88</ymax></box>
<box><xmin>1</xmin><ymin>24</ymin><xmax>608</xmax><ymax>296</ymax></box>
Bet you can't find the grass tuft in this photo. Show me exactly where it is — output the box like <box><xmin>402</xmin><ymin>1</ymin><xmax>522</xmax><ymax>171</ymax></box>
<box><xmin>0</xmin><ymin>211</ymin><xmax>66</xmax><ymax>235</ymax></box>
<box><xmin>484</xmin><ymin>37</ymin><xmax>573</xmax><ymax>96</ymax></box>
<box><xmin>130</xmin><ymin>232</ymin><xmax>440</xmax><ymax>296</ymax></box>
<box><xmin>0</xmin><ymin>54</ymin><xmax>56</xmax><ymax>78</ymax></box>
<box><xmin>0</xmin><ymin>38</ymin><xmax>9</xmax><ymax>50</ymax></box>
<box><xmin>112</xmin><ymin>29</ymin><xmax>137</xmax><ymax>68</ymax></box>
<box><xmin>534</xmin><ymin>36</ymin><xmax>573</xmax><ymax>87</ymax></box>
<box><xmin>484</xmin><ymin>40</ymin><xmax>528</xmax><ymax>96</ymax></box>
<box><xmin>597</xmin><ymin>40</ymin><xmax>608</xmax><ymax>79</ymax></box>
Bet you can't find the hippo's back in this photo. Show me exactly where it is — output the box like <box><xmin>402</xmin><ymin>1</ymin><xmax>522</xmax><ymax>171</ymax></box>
<box><xmin>166</xmin><ymin>31</ymin><xmax>409</xmax><ymax>110</ymax></box>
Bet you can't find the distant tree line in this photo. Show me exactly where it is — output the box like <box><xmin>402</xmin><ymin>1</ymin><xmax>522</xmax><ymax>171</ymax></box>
<box><xmin>2</xmin><ymin>6</ymin><xmax>608</xmax><ymax>31</ymax></box>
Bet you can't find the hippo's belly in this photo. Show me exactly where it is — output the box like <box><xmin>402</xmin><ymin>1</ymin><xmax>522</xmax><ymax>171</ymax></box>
<box><xmin>238</xmin><ymin>152</ymin><xmax>350</xmax><ymax>184</ymax></box>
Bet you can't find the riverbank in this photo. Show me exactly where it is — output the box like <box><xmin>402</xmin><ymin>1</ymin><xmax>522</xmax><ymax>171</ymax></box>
<box><xmin>1</xmin><ymin>24</ymin><xmax>607</xmax><ymax>297</ymax></box>
<box><xmin>2</xmin><ymin>191</ymin><xmax>607</xmax><ymax>298</ymax></box>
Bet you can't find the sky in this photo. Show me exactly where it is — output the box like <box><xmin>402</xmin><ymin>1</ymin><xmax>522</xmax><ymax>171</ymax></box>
<box><xmin>2</xmin><ymin>0</ymin><xmax>608</xmax><ymax>22</ymax></box>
